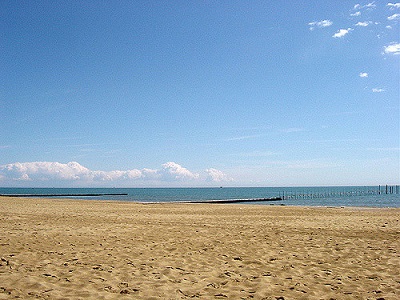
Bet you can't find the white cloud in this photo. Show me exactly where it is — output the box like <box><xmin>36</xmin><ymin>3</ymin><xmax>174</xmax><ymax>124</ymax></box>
<box><xmin>205</xmin><ymin>168</ymin><xmax>232</xmax><ymax>182</ymax></box>
<box><xmin>387</xmin><ymin>3</ymin><xmax>400</xmax><ymax>9</ymax></box>
<box><xmin>388</xmin><ymin>13</ymin><xmax>400</xmax><ymax>20</ymax></box>
<box><xmin>351</xmin><ymin>11</ymin><xmax>361</xmax><ymax>17</ymax></box>
<box><xmin>0</xmin><ymin>161</ymin><xmax>231</xmax><ymax>185</ymax></box>
<box><xmin>0</xmin><ymin>161</ymin><xmax>87</xmax><ymax>181</ymax></box>
<box><xmin>359</xmin><ymin>72</ymin><xmax>369</xmax><ymax>77</ymax></box>
<box><xmin>355</xmin><ymin>21</ymin><xmax>371</xmax><ymax>26</ymax></box>
<box><xmin>354</xmin><ymin>2</ymin><xmax>376</xmax><ymax>10</ymax></box>
<box><xmin>332</xmin><ymin>28</ymin><xmax>353</xmax><ymax>38</ymax></box>
<box><xmin>160</xmin><ymin>162</ymin><xmax>199</xmax><ymax>181</ymax></box>
<box><xmin>366</xmin><ymin>2</ymin><xmax>376</xmax><ymax>8</ymax></box>
<box><xmin>308</xmin><ymin>19</ymin><xmax>333</xmax><ymax>30</ymax></box>
<box><xmin>372</xmin><ymin>88</ymin><xmax>385</xmax><ymax>92</ymax></box>
<box><xmin>383</xmin><ymin>42</ymin><xmax>400</xmax><ymax>54</ymax></box>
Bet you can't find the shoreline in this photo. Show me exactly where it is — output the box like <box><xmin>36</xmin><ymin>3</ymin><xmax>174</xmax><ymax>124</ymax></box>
<box><xmin>1</xmin><ymin>186</ymin><xmax>399</xmax><ymax>209</ymax></box>
<box><xmin>1</xmin><ymin>194</ymin><xmax>398</xmax><ymax>209</ymax></box>
<box><xmin>1</xmin><ymin>196</ymin><xmax>399</xmax><ymax>299</ymax></box>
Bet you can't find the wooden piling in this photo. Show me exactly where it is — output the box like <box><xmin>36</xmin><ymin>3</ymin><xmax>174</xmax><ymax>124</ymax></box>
<box><xmin>283</xmin><ymin>185</ymin><xmax>398</xmax><ymax>200</ymax></box>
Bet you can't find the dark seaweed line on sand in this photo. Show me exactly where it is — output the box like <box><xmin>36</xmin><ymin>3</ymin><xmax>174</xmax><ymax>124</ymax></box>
<box><xmin>166</xmin><ymin>197</ymin><xmax>283</xmax><ymax>204</ymax></box>
<box><xmin>0</xmin><ymin>194</ymin><xmax>282</xmax><ymax>204</ymax></box>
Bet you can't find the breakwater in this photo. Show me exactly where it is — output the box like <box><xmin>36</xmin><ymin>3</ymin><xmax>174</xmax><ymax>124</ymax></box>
<box><xmin>0</xmin><ymin>187</ymin><xmax>398</xmax><ymax>207</ymax></box>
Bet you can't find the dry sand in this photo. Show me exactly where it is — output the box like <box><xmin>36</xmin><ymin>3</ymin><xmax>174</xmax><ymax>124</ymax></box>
<box><xmin>0</xmin><ymin>196</ymin><xmax>399</xmax><ymax>299</ymax></box>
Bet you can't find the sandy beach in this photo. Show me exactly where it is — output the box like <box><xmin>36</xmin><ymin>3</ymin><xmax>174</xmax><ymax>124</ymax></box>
<box><xmin>0</xmin><ymin>197</ymin><xmax>399</xmax><ymax>299</ymax></box>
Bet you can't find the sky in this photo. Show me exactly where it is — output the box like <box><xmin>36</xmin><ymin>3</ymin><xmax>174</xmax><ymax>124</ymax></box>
<box><xmin>0</xmin><ymin>1</ymin><xmax>399</xmax><ymax>187</ymax></box>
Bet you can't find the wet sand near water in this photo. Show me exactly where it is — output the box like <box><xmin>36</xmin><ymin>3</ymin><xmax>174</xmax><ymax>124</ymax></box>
<box><xmin>0</xmin><ymin>196</ymin><xmax>399</xmax><ymax>299</ymax></box>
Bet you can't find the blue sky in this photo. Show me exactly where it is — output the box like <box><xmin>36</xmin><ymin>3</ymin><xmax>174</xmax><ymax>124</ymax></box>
<box><xmin>1</xmin><ymin>1</ymin><xmax>399</xmax><ymax>187</ymax></box>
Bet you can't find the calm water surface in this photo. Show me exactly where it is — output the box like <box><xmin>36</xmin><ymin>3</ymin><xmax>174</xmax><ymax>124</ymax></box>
<box><xmin>1</xmin><ymin>186</ymin><xmax>399</xmax><ymax>208</ymax></box>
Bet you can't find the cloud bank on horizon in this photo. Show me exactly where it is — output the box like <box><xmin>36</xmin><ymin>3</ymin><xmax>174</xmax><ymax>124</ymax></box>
<box><xmin>0</xmin><ymin>161</ymin><xmax>232</xmax><ymax>187</ymax></box>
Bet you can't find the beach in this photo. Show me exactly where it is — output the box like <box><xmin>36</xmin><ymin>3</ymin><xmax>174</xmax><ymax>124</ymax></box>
<box><xmin>0</xmin><ymin>197</ymin><xmax>399</xmax><ymax>299</ymax></box>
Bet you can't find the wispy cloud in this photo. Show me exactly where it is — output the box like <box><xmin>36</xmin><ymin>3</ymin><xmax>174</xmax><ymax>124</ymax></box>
<box><xmin>359</xmin><ymin>72</ymin><xmax>369</xmax><ymax>77</ymax></box>
<box><xmin>0</xmin><ymin>161</ymin><xmax>232</xmax><ymax>185</ymax></box>
<box><xmin>284</xmin><ymin>160</ymin><xmax>341</xmax><ymax>169</ymax></box>
<box><xmin>225</xmin><ymin>134</ymin><xmax>264</xmax><ymax>142</ymax></box>
<box><xmin>351</xmin><ymin>2</ymin><xmax>376</xmax><ymax>18</ymax></box>
<box><xmin>350</xmin><ymin>11</ymin><xmax>361</xmax><ymax>17</ymax></box>
<box><xmin>355</xmin><ymin>21</ymin><xmax>371</xmax><ymax>26</ymax></box>
<box><xmin>0</xmin><ymin>145</ymin><xmax>10</xmax><ymax>149</ymax></box>
<box><xmin>383</xmin><ymin>42</ymin><xmax>400</xmax><ymax>54</ymax></box>
<box><xmin>225</xmin><ymin>128</ymin><xmax>303</xmax><ymax>142</ymax></box>
<box><xmin>372</xmin><ymin>88</ymin><xmax>385</xmax><ymax>92</ymax></box>
<box><xmin>36</xmin><ymin>136</ymin><xmax>85</xmax><ymax>142</ymax></box>
<box><xmin>308</xmin><ymin>19</ymin><xmax>333</xmax><ymax>30</ymax></box>
<box><xmin>387</xmin><ymin>3</ymin><xmax>400</xmax><ymax>10</ymax></box>
<box><xmin>333</xmin><ymin>28</ymin><xmax>353</xmax><ymax>38</ymax></box>
<box><xmin>388</xmin><ymin>13</ymin><xmax>400</xmax><ymax>20</ymax></box>
<box><xmin>280</xmin><ymin>127</ymin><xmax>305</xmax><ymax>133</ymax></box>
<box><xmin>297</xmin><ymin>138</ymin><xmax>362</xmax><ymax>143</ymax></box>
<box><xmin>354</xmin><ymin>2</ymin><xmax>376</xmax><ymax>10</ymax></box>
<box><xmin>367</xmin><ymin>147</ymin><xmax>400</xmax><ymax>151</ymax></box>
<box><xmin>261</xmin><ymin>159</ymin><xmax>342</xmax><ymax>170</ymax></box>
<box><xmin>236</xmin><ymin>151</ymin><xmax>279</xmax><ymax>157</ymax></box>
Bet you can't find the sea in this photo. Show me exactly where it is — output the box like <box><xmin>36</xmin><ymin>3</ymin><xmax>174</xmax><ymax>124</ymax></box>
<box><xmin>0</xmin><ymin>186</ymin><xmax>399</xmax><ymax>208</ymax></box>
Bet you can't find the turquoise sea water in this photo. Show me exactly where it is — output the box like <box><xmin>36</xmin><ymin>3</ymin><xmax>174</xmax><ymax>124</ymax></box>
<box><xmin>0</xmin><ymin>186</ymin><xmax>399</xmax><ymax>208</ymax></box>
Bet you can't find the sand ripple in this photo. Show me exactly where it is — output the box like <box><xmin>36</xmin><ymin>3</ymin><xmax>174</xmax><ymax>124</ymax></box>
<box><xmin>1</xmin><ymin>197</ymin><xmax>399</xmax><ymax>299</ymax></box>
